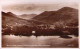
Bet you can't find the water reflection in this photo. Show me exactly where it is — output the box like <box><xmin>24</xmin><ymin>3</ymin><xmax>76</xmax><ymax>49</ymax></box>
<box><xmin>30</xmin><ymin>35</ymin><xmax>36</xmax><ymax>39</ymax></box>
<box><xmin>10</xmin><ymin>34</ymin><xmax>15</xmax><ymax>37</ymax></box>
<box><xmin>2</xmin><ymin>35</ymin><xmax>78</xmax><ymax>48</ymax></box>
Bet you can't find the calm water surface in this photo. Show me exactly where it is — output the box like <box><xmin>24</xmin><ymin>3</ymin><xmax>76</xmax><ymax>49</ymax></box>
<box><xmin>2</xmin><ymin>35</ymin><xmax>78</xmax><ymax>48</ymax></box>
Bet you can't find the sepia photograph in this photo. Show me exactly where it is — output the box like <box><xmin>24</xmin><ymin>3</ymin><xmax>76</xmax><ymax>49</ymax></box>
<box><xmin>1</xmin><ymin>0</ymin><xmax>79</xmax><ymax>48</ymax></box>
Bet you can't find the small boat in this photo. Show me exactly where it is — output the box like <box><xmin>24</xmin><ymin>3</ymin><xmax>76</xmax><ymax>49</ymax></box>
<box><xmin>60</xmin><ymin>35</ymin><xmax>72</xmax><ymax>38</ymax></box>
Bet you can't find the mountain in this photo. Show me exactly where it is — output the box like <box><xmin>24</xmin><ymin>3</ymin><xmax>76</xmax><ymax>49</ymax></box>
<box><xmin>18</xmin><ymin>14</ymin><xmax>37</xmax><ymax>20</ymax></box>
<box><xmin>2</xmin><ymin>7</ymin><xmax>78</xmax><ymax>29</ymax></box>
<box><xmin>2</xmin><ymin>12</ymin><xmax>32</xmax><ymax>28</ymax></box>
<box><xmin>2</xmin><ymin>12</ymin><xmax>44</xmax><ymax>29</ymax></box>
<box><xmin>33</xmin><ymin>7</ymin><xmax>78</xmax><ymax>25</ymax></box>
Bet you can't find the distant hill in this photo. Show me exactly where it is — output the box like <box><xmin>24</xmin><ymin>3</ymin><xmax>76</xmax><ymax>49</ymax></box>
<box><xmin>33</xmin><ymin>7</ymin><xmax>78</xmax><ymax>25</ymax></box>
<box><xmin>18</xmin><ymin>14</ymin><xmax>37</xmax><ymax>20</ymax></box>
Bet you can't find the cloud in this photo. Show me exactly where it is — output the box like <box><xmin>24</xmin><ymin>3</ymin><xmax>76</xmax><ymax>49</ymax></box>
<box><xmin>2</xmin><ymin>0</ymin><xmax>78</xmax><ymax>15</ymax></box>
<box><xmin>2</xmin><ymin>0</ymin><xmax>78</xmax><ymax>6</ymax></box>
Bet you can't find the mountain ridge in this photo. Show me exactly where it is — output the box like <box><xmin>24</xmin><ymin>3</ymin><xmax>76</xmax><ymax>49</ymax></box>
<box><xmin>33</xmin><ymin>7</ymin><xmax>78</xmax><ymax>24</ymax></box>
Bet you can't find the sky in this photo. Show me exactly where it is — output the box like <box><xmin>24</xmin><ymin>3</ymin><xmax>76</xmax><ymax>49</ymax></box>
<box><xmin>1</xmin><ymin>0</ymin><xmax>79</xmax><ymax>15</ymax></box>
